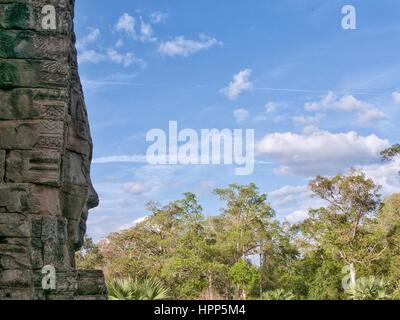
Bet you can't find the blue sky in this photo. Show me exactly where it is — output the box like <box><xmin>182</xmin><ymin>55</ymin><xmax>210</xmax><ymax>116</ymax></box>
<box><xmin>74</xmin><ymin>0</ymin><xmax>400</xmax><ymax>240</ymax></box>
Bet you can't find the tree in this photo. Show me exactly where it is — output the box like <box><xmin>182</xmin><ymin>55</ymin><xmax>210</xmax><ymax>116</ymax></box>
<box><xmin>75</xmin><ymin>236</ymin><xmax>103</xmax><ymax>270</ymax></box>
<box><xmin>301</xmin><ymin>170</ymin><xmax>383</xmax><ymax>287</ymax></box>
<box><xmin>86</xmin><ymin>181</ymin><xmax>400</xmax><ymax>300</ymax></box>
<box><xmin>376</xmin><ymin>194</ymin><xmax>400</xmax><ymax>297</ymax></box>
<box><xmin>228</xmin><ymin>259</ymin><xmax>260</xmax><ymax>300</ymax></box>
<box><xmin>381</xmin><ymin>144</ymin><xmax>400</xmax><ymax>161</ymax></box>
<box><xmin>213</xmin><ymin>183</ymin><xmax>275</xmax><ymax>263</ymax></box>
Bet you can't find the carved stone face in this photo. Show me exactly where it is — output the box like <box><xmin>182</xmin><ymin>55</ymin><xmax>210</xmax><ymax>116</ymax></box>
<box><xmin>62</xmin><ymin>83</ymin><xmax>99</xmax><ymax>253</ymax></box>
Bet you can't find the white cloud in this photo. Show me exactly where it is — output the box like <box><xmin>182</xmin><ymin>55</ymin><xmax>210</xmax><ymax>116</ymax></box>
<box><xmin>293</xmin><ymin>114</ymin><xmax>324</xmax><ymax>125</ymax></box>
<box><xmin>150</xmin><ymin>11</ymin><xmax>168</xmax><ymax>24</ymax></box>
<box><xmin>118</xmin><ymin>216</ymin><xmax>149</xmax><ymax>231</ymax></box>
<box><xmin>221</xmin><ymin>69</ymin><xmax>253</xmax><ymax>100</ymax></box>
<box><xmin>138</xmin><ymin>18</ymin><xmax>156</xmax><ymax>42</ymax></box>
<box><xmin>269</xmin><ymin>184</ymin><xmax>325</xmax><ymax>223</ymax></box>
<box><xmin>270</xmin><ymin>185</ymin><xmax>311</xmax><ymax>207</ymax></box>
<box><xmin>265</xmin><ymin>102</ymin><xmax>277</xmax><ymax>113</ymax></box>
<box><xmin>123</xmin><ymin>182</ymin><xmax>147</xmax><ymax>195</ymax></box>
<box><xmin>392</xmin><ymin>91</ymin><xmax>400</xmax><ymax>105</ymax></box>
<box><xmin>78</xmin><ymin>49</ymin><xmax>105</xmax><ymax>64</ymax></box>
<box><xmin>233</xmin><ymin>108</ymin><xmax>250</xmax><ymax>123</ymax></box>
<box><xmin>361</xmin><ymin>159</ymin><xmax>400</xmax><ymax>197</ymax></box>
<box><xmin>115</xmin><ymin>13</ymin><xmax>135</xmax><ymax>35</ymax></box>
<box><xmin>304</xmin><ymin>92</ymin><xmax>386</xmax><ymax>125</ymax></box>
<box><xmin>286</xmin><ymin>210</ymin><xmax>309</xmax><ymax>224</ymax></box>
<box><xmin>93</xmin><ymin>154</ymin><xmax>147</xmax><ymax>164</ymax></box>
<box><xmin>76</xmin><ymin>26</ymin><xmax>143</xmax><ymax>67</ymax></box>
<box><xmin>115</xmin><ymin>13</ymin><xmax>157</xmax><ymax>42</ymax></box>
<box><xmin>115</xmin><ymin>39</ymin><xmax>124</xmax><ymax>48</ymax></box>
<box><xmin>76</xmin><ymin>28</ymin><xmax>100</xmax><ymax>50</ymax></box>
<box><xmin>256</xmin><ymin>129</ymin><xmax>390</xmax><ymax>176</ymax></box>
<box><xmin>305</xmin><ymin>92</ymin><xmax>360</xmax><ymax>111</ymax></box>
<box><xmin>358</xmin><ymin>108</ymin><xmax>386</xmax><ymax>125</ymax></box>
<box><xmin>107</xmin><ymin>48</ymin><xmax>143</xmax><ymax>68</ymax></box>
<box><xmin>159</xmin><ymin>35</ymin><xmax>221</xmax><ymax>57</ymax></box>
<box><xmin>76</xmin><ymin>28</ymin><xmax>104</xmax><ymax>64</ymax></box>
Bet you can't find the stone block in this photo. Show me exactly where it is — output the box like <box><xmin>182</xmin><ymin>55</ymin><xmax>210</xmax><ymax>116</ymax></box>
<box><xmin>0</xmin><ymin>88</ymin><xmax>67</xmax><ymax>121</ymax></box>
<box><xmin>0</xmin><ymin>120</ymin><xmax>64</xmax><ymax>151</ymax></box>
<box><xmin>0</xmin><ymin>242</ymin><xmax>31</xmax><ymax>269</ymax></box>
<box><xmin>0</xmin><ymin>269</ymin><xmax>32</xmax><ymax>288</ymax></box>
<box><xmin>0</xmin><ymin>184</ymin><xmax>31</xmax><ymax>213</ymax></box>
<box><xmin>0</xmin><ymin>1</ymin><xmax>72</xmax><ymax>34</ymax></box>
<box><xmin>0</xmin><ymin>183</ymin><xmax>60</xmax><ymax>215</ymax></box>
<box><xmin>0</xmin><ymin>287</ymin><xmax>34</xmax><ymax>300</ymax></box>
<box><xmin>0</xmin><ymin>58</ymin><xmax>69</xmax><ymax>89</ymax></box>
<box><xmin>33</xmin><ymin>270</ymin><xmax>77</xmax><ymax>295</ymax></box>
<box><xmin>30</xmin><ymin>236</ymin><xmax>43</xmax><ymax>269</ymax></box>
<box><xmin>6</xmin><ymin>150</ymin><xmax>61</xmax><ymax>187</ymax></box>
<box><xmin>76</xmin><ymin>270</ymin><xmax>107</xmax><ymax>296</ymax></box>
<box><xmin>0</xmin><ymin>213</ymin><xmax>30</xmax><ymax>238</ymax></box>
<box><xmin>0</xmin><ymin>30</ymin><xmax>69</xmax><ymax>60</ymax></box>
<box><xmin>62</xmin><ymin>152</ymin><xmax>89</xmax><ymax>186</ymax></box>
<box><xmin>41</xmin><ymin>215</ymin><xmax>57</xmax><ymax>241</ymax></box>
<box><xmin>0</xmin><ymin>150</ymin><xmax>5</xmax><ymax>182</ymax></box>
<box><xmin>61</xmin><ymin>183</ymin><xmax>88</xmax><ymax>221</ymax></box>
<box><xmin>41</xmin><ymin>216</ymin><xmax>69</xmax><ymax>269</ymax></box>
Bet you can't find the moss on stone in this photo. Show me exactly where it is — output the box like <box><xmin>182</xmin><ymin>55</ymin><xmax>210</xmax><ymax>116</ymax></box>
<box><xmin>0</xmin><ymin>31</ymin><xmax>31</xmax><ymax>58</ymax></box>
<box><xmin>4</xmin><ymin>3</ymin><xmax>31</xmax><ymax>29</ymax></box>
<box><xmin>0</xmin><ymin>60</ymin><xmax>18</xmax><ymax>87</ymax></box>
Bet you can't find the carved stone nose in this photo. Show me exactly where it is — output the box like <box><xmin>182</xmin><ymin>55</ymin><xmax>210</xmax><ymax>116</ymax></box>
<box><xmin>87</xmin><ymin>180</ymin><xmax>100</xmax><ymax>209</ymax></box>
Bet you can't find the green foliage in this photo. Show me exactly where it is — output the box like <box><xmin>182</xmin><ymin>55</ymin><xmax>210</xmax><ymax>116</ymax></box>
<box><xmin>75</xmin><ymin>236</ymin><xmax>103</xmax><ymax>270</ymax></box>
<box><xmin>228</xmin><ymin>259</ymin><xmax>260</xmax><ymax>299</ymax></box>
<box><xmin>262</xmin><ymin>289</ymin><xmax>295</xmax><ymax>300</ymax></box>
<box><xmin>88</xmin><ymin>177</ymin><xmax>400</xmax><ymax>300</ymax></box>
<box><xmin>345</xmin><ymin>276</ymin><xmax>393</xmax><ymax>300</ymax></box>
<box><xmin>381</xmin><ymin>144</ymin><xmax>400</xmax><ymax>161</ymax></box>
<box><xmin>106</xmin><ymin>278</ymin><xmax>170</xmax><ymax>300</ymax></box>
<box><xmin>301</xmin><ymin>170</ymin><xmax>383</xmax><ymax>271</ymax></box>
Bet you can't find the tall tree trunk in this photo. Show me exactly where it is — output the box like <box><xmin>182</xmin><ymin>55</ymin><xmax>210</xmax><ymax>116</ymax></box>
<box><xmin>259</xmin><ymin>251</ymin><xmax>263</xmax><ymax>298</ymax></box>
<box><xmin>349</xmin><ymin>263</ymin><xmax>357</xmax><ymax>287</ymax></box>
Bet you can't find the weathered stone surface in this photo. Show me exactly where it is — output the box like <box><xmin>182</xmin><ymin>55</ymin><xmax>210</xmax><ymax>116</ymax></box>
<box><xmin>61</xmin><ymin>183</ymin><xmax>88</xmax><ymax>220</ymax></box>
<box><xmin>0</xmin><ymin>269</ymin><xmax>32</xmax><ymax>287</ymax></box>
<box><xmin>0</xmin><ymin>213</ymin><xmax>30</xmax><ymax>238</ymax></box>
<box><xmin>0</xmin><ymin>184</ymin><xmax>31</xmax><ymax>213</ymax></box>
<box><xmin>0</xmin><ymin>88</ymin><xmax>67</xmax><ymax>121</ymax></box>
<box><xmin>0</xmin><ymin>183</ymin><xmax>60</xmax><ymax>215</ymax></box>
<box><xmin>0</xmin><ymin>287</ymin><xmax>34</xmax><ymax>300</ymax></box>
<box><xmin>63</xmin><ymin>152</ymin><xmax>89</xmax><ymax>186</ymax></box>
<box><xmin>0</xmin><ymin>150</ymin><xmax>5</xmax><ymax>182</ymax></box>
<box><xmin>0</xmin><ymin>242</ymin><xmax>31</xmax><ymax>269</ymax></box>
<box><xmin>6</xmin><ymin>150</ymin><xmax>61</xmax><ymax>186</ymax></box>
<box><xmin>0</xmin><ymin>30</ymin><xmax>69</xmax><ymax>60</ymax></box>
<box><xmin>30</xmin><ymin>184</ymin><xmax>61</xmax><ymax>215</ymax></box>
<box><xmin>0</xmin><ymin>0</ymin><xmax>106</xmax><ymax>300</ymax></box>
<box><xmin>0</xmin><ymin>58</ymin><xmax>69</xmax><ymax>88</ymax></box>
<box><xmin>0</xmin><ymin>120</ymin><xmax>64</xmax><ymax>150</ymax></box>
<box><xmin>76</xmin><ymin>270</ymin><xmax>107</xmax><ymax>296</ymax></box>
<box><xmin>33</xmin><ymin>270</ymin><xmax>77</xmax><ymax>296</ymax></box>
<box><xmin>0</xmin><ymin>1</ymin><xmax>72</xmax><ymax>34</ymax></box>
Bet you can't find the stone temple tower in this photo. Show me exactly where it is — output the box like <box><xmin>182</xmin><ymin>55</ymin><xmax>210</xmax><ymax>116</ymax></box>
<box><xmin>0</xmin><ymin>0</ymin><xmax>107</xmax><ymax>299</ymax></box>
